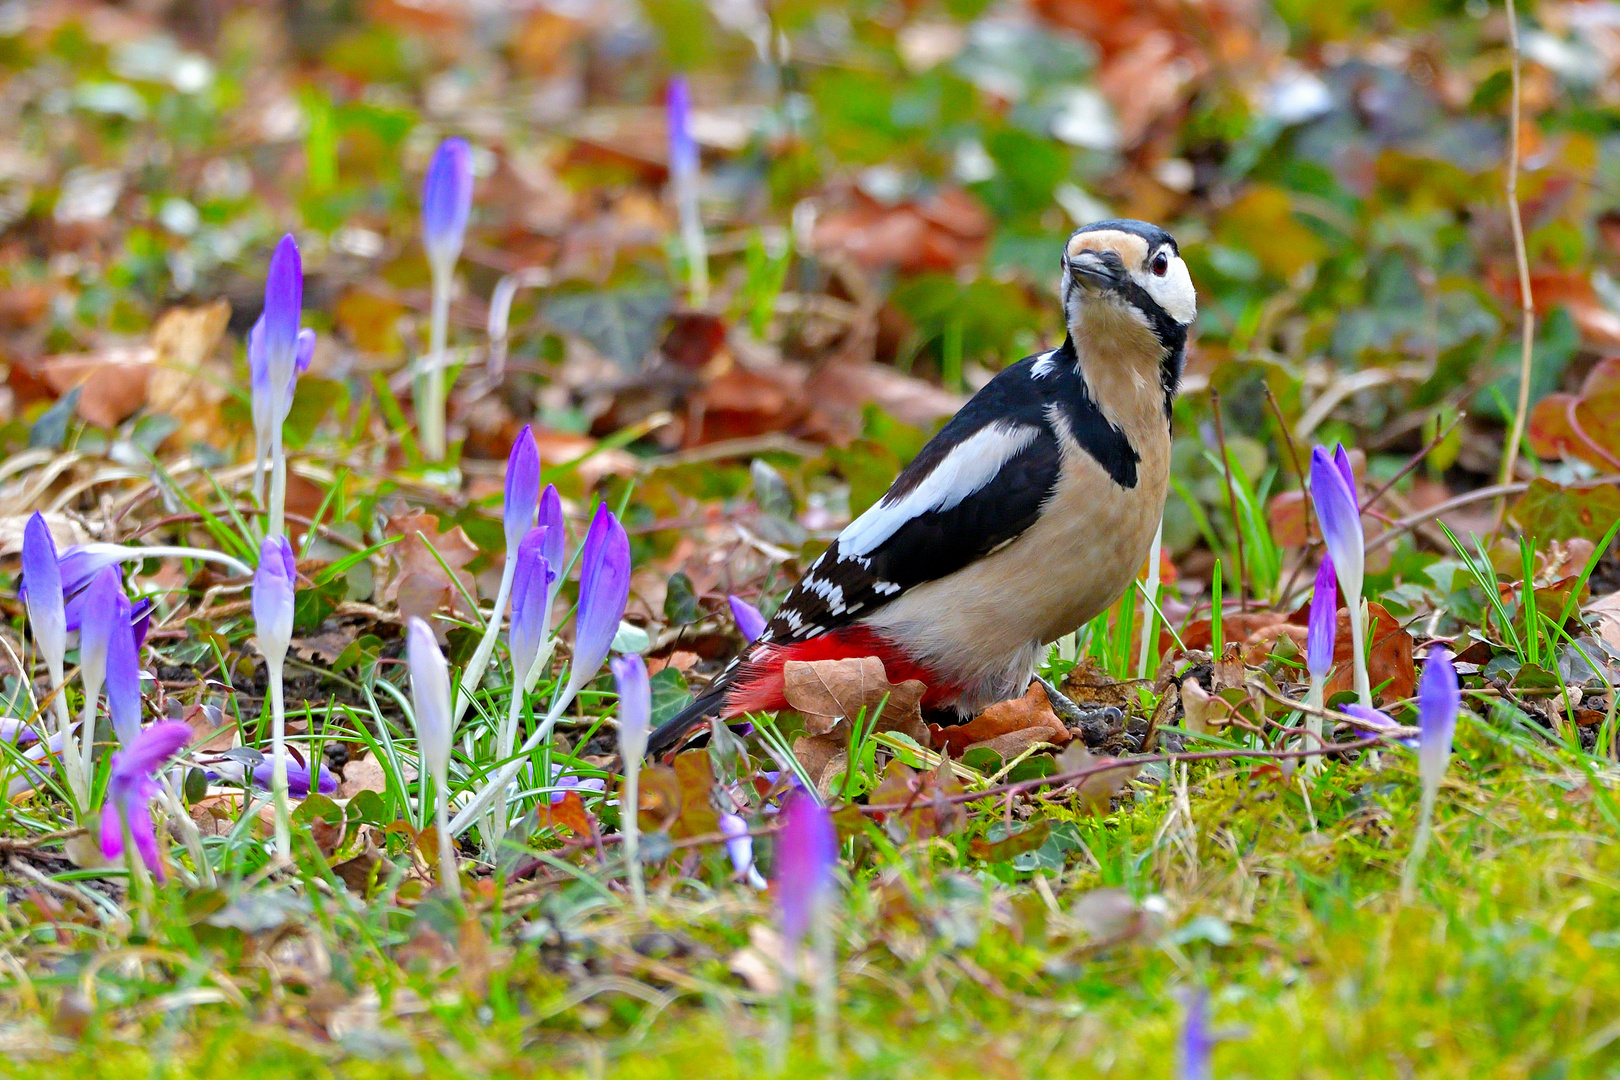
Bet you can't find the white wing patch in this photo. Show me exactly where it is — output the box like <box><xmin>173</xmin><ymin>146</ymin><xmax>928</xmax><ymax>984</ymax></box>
<box><xmin>1031</xmin><ymin>349</ymin><xmax>1060</xmax><ymax>379</ymax></box>
<box><xmin>839</xmin><ymin>422</ymin><xmax>1040</xmax><ymax>557</ymax></box>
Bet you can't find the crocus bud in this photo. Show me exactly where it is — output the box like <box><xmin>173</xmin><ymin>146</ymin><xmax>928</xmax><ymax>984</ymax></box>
<box><xmin>103</xmin><ymin>588</ymin><xmax>142</xmax><ymax>748</ymax></box>
<box><xmin>407</xmin><ymin>617</ymin><xmax>453</xmax><ymax>788</ymax></box>
<box><xmin>421</xmin><ymin>137</ymin><xmax>473</xmax><ymax>272</ymax></box>
<box><xmin>509</xmin><ymin>528</ymin><xmax>555</xmax><ymax>683</ymax></box>
<box><xmin>504</xmin><ymin>425</ymin><xmax>541</xmax><ymax>555</ymax></box>
<box><xmin>100</xmin><ymin>719</ymin><xmax>191</xmax><ymax>880</ymax></box>
<box><xmin>774</xmin><ymin>787</ymin><xmax>837</xmax><ymax>960</ymax></box>
<box><xmin>1309</xmin><ymin>446</ymin><xmax>1363</xmax><ymax>597</ymax></box>
<box><xmin>1417</xmin><ymin>645</ymin><xmax>1460</xmax><ymax>795</ymax></box>
<box><xmin>728</xmin><ymin>594</ymin><xmax>767</xmax><ymax>643</ymax></box>
<box><xmin>571</xmin><ymin>505</ymin><xmax>631</xmax><ymax>691</ymax></box>
<box><xmin>78</xmin><ymin>567</ymin><xmax>121</xmax><ymax>714</ymax></box>
<box><xmin>667</xmin><ymin>76</ymin><xmax>697</xmax><ymax>181</ymax></box>
<box><xmin>538</xmin><ymin>484</ymin><xmax>566</xmax><ymax>604</ymax></box>
<box><xmin>720</xmin><ymin>812</ymin><xmax>767</xmax><ymax>889</ymax></box>
<box><xmin>1178</xmin><ymin>988</ymin><xmax>1213</xmax><ymax>1080</ymax></box>
<box><xmin>262</xmin><ymin>234</ymin><xmax>303</xmax><ymax>383</ymax></box>
<box><xmin>611</xmin><ymin>652</ymin><xmax>650</xmax><ymax>763</ymax></box>
<box><xmin>1306</xmin><ymin>555</ymin><xmax>1336</xmax><ymax>681</ymax></box>
<box><xmin>253</xmin><ymin>534</ymin><xmax>296</xmax><ymax>662</ymax></box>
<box><xmin>20</xmin><ymin>513</ymin><xmax>65</xmax><ymax>677</ymax></box>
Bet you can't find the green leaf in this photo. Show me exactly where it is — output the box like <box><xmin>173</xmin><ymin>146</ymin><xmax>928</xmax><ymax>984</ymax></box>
<box><xmin>663</xmin><ymin>572</ymin><xmax>699</xmax><ymax>625</ymax></box>
<box><xmin>650</xmin><ymin>666</ymin><xmax>693</xmax><ymax>729</ymax></box>
<box><xmin>1511</xmin><ymin>480</ymin><xmax>1620</xmax><ymax>542</ymax></box>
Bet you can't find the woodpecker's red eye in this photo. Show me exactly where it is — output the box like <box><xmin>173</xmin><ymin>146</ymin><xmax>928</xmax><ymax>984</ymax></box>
<box><xmin>1152</xmin><ymin>251</ymin><xmax>1170</xmax><ymax>276</ymax></box>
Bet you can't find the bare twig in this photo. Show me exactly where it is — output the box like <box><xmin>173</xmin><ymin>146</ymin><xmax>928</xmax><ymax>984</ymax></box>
<box><xmin>1498</xmin><ymin>0</ymin><xmax>1537</xmax><ymax>499</ymax></box>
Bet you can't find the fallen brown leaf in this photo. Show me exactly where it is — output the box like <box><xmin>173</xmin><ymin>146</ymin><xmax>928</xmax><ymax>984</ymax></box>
<box><xmin>781</xmin><ymin>655</ymin><xmax>928</xmax><ymax>742</ymax></box>
<box><xmin>932</xmin><ymin>682</ymin><xmax>1069</xmax><ymax>757</ymax></box>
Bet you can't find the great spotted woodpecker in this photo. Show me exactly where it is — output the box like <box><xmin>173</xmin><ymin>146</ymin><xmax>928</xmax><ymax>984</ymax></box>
<box><xmin>646</xmin><ymin>219</ymin><xmax>1197</xmax><ymax>758</ymax></box>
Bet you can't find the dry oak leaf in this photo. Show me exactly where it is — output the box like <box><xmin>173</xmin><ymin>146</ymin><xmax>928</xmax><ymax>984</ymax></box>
<box><xmin>1590</xmin><ymin>591</ymin><xmax>1620</xmax><ymax>654</ymax></box>
<box><xmin>40</xmin><ymin>344</ymin><xmax>153</xmax><ymax>428</ymax></box>
<box><xmin>145</xmin><ymin>300</ymin><xmax>231</xmax><ymax>446</ymax></box>
<box><xmin>338</xmin><ymin>756</ymin><xmax>389</xmax><ymax>799</ymax></box>
<box><xmin>932</xmin><ymin>682</ymin><xmax>1070</xmax><ymax>757</ymax></box>
<box><xmin>792</xmin><ymin>734</ymin><xmax>850</xmax><ymax>799</ymax></box>
<box><xmin>780</xmin><ymin>655</ymin><xmax>928</xmax><ymax>743</ymax></box>
<box><xmin>1323</xmin><ymin>601</ymin><xmax>1416</xmax><ymax>703</ymax></box>
<box><xmin>384</xmin><ymin>509</ymin><xmax>480</xmax><ymax>635</ymax></box>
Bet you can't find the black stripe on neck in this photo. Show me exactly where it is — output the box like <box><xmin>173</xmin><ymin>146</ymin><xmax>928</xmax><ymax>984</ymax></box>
<box><xmin>1052</xmin><ymin>336</ymin><xmax>1139</xmax><ymax>489</ymax></box>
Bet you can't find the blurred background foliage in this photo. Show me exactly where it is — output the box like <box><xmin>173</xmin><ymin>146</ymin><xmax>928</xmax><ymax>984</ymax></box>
<box><xmin>1</xmin><ymin>0</ymin><xmax>1618</xmax><ymax>593</ymax></box>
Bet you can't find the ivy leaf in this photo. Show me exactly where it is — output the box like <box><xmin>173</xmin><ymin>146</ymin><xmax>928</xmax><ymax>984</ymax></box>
<box><xmin>543</xmin><ymin>285</ymin><xmax>673</xmax><ymax>369</ymax></box>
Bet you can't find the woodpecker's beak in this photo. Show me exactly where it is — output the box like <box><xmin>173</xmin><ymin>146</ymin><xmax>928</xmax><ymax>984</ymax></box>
<box><xmin>1068</xmin><ymin>249</ymin><xmax>1126</xmax><ymax>289</ymax></box>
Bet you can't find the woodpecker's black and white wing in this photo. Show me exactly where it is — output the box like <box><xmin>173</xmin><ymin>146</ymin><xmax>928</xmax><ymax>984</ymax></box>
<box><xmin>760</xmin><ymin>337</ymin><xmax>1139</xmax><ymax>644</ymax></box>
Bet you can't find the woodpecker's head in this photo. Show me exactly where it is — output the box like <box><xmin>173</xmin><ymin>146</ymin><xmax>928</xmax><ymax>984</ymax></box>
<box><xmin>1060</xmin><ymin>219</ymin><xmax>1196</xmax><ymax>348</ymax></box>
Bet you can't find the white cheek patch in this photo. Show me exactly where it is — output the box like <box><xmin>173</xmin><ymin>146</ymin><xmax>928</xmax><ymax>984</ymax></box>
<box><xmin>1143</xmin><ymin>256</ymin><xmax>1196</xmax><ymax>325</ymax></box>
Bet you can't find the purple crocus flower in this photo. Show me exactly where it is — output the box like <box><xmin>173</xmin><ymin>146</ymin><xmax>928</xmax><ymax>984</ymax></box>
<box><xmin>720</xmin><ymin>812</ymin><xmax>767</xmax><ymax>889</ymax></box>
<box><xmin>253</xmin><ymin>535</ymin><xmax>296</xmax><ymax>659</ymax></box>
<box><xmin>538</xmin><ymin>484</ymin><xmax>566</xmax><ymax>604</ymax></box>
<box><xmin>570</xmin><ymin>505</ymin><xmax>631</xmax><ymax>692</ymax></box>
<box><xmin>251</xmin><ymin>757</ymin><xmax>337</xmax><ymax>798</ymax></box>
<box><xmin>407</xmin><ymin>617</ymin><xmax>453</xmax><ymax>790</ymax></box>
<box><xmin>774</xmin><ymin>787</ymin><xmax>837</xmax><ymax>964</ymax></box>
<box><xmin>729</xmin><ymin>594</ymin><xmax>767</xmax><ymax>644</ymax></box>
<box><xmin>1306</xmin><ymin>555</ymin><xmax>1336</xmax><ymax>682</ymax></box>
<box><xmin>1178</xmin><ymin>988</ymin><xmax>1214</xmax><ymax>1080</ymax></box>
<box><xmin>667</xmin><ymin>76</ymin><xmax>698</xmax><ymax>182</ymax></box>
<box><xmin>99</xmin><ymin>719</ymin><xmax>191</xmax><ymax>880</ymax></box>
<box><xmin>103</xmin><ymin>586</ymin><xmax>142</xmax><ymax>747</ymax></box>
<box><xmin>261</xmin><ymin>234</ymin><xmax>303</xmax><ymax>376</ymax></box>
<box><xmin>78</xmin><ymin>568</ymin><xmax>119</xmax><ymax>720</ymax></box>
<box><xmin>249</xmin><ymin>316</ymin><xmax>316</xmax><ymax>424</ymax></box>
<box><xmin>505</xmin><ymin>425</ymin><xmax>541</xmax><ymax>555</ymax></box>
<box><xmin>1310</xmin><ymin>445</ymin><xmax>1368</xmax><ymax>707</ymax></box>
<box><xmin>1342</xmin><ymin>703</ymin><xmax>1405</xmax><ymax>739</ymax></box>
<box><xmin>20</xmin><ymin>513</ymin><xmax>65</xmax><ymax>683</ymax></box>
<box><xmin>1417</xmin><ymin>645</ymin><xmax>1460</xmax><ymax>794</ymax></box>
<box><xmin>509</xmin><ymin>527</ymin><xmax>556</xmax><ymax>682</ymax></box>
<box><xmin>421</xmin><ymin>137</ymin><xmax>474</xmax><ymax>272</ymax></box>
<box><xmin>612</xmin><ymin>653</ymin><xmax>650</xmax><ymax>763</ymax></box>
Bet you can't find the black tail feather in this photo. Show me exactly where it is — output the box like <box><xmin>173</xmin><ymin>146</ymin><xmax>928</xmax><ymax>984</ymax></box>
<box><xmin>645</xmin><ymin>686</ymin><xmax>729</xmax><ymax>759</ymax></box>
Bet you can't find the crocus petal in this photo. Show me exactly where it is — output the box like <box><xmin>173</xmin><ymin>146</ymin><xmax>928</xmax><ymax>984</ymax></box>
<box><xmin>1333</xmin><ymin>444</ymin><xmax>1356</xmax><ymax>497</ymax></box>
<box><xmin>251</xmin><ymin>757</ymin><xmax>336</xmax><ymax>798</ymax></box>
<box><xmin>77</xmin><ymin>566</ymin><xmax>122</xmax><ymax>699</ymax></box>
<box><xmin>1306</xmin><ymin>555</ymin><xmax>1337</xmax><ymax>680</ymax></box>
<box><xmin>1343</xmin><ymin>703</ymin><xmax>1398</xmax><ymax>733</ymax></box>
<box><xmin>1309</xmin><ymin>446</ymin><xmax>1363</xmax><ymax>593</ymax></box>
<box><xmin>248</xmin><ymin>314</ymin><xmax>271</xmax><ymax>433</ymax></box>
<box><xmin>421</xmin><ymin>137</ymin><xmax>474</xmax><ymax>269</ymax></box>
<box><xmin>1417</xmin><ymin>645</ymin><xmax>1460</xmax><ymax>790</ymax></box>
<box><xmin>99</xmin><ymin>796</ymin><xmax>125</xmax><ymax>863</ymax></box>
<box><xmin>262</xmin><ymin>234</ymin><xmax>303</xmax><ymax>372</ymax></box>
<box><xmin>280</xmin><ymin>328</ymin><xmax>316</xmax><ymax>419</ymax></box>
<box><xmin>728</xmin><ymin>594</ymin><xmax>768</xmax><ymax>643</ymax></box>
<box><xmin>572</xmin><ymin>505</ymin><xmax>631</xmax><ymax>688</ymax></box>
<box><xmin>21</xmin><ymin>513</ymin><xmax>65</xmax><ymax>670</ymax></box>
<box><xmin>407</xmin><ymin>617</ymin><xmax>454</xmax><ymax>782</ymax></box>
<box><xmin>1178</xmin><ymin>988</ymin><xmax>1214</xmax><ymax>1080</ymax></box>
<box><xmin>104</xmin><ymin>590</ymin><xmax>142</xmax><ymax>747</ymax></box>
<box><xmin>720</xmin><ymin>812</ymin><xmax>766</xmax><ymax>889</ymax></box>
<box><xmin>611</xmin><ymin>653</ymin><xmax>650</xmax><ymax>762</ymax></box>
<box><xmin>504</xmin><ymin>426</ymin><xmax>542</xmax><ymax>554</ymax></box>
<box><xmin>130</xmin><ymin>598</ymin><xmax>152</xmax><ymax>650</ymax></box>
<box><xmin>126</xmin><ymin>793</ymin><xmax>164</xmax><ymax>880</ymax></box>
<box><xmin>667</xmin><ymin>76</ymin><xmax>698</xmax><ymax>180</ymax></box>
<box><xmin>113</xmin><ymin>720</ymin><xmax>192</xmax><ymax>781</ymax></box>
<box><xmin>509</xmin><ymin>528</ymin><xmax>555</xmax><ymax>680</ymax></box>
<box><xmin>537</xmin><ymin>485</ymin><xmax>566</xmax><ymax>603</ymax></box>
<box><xmin>252</xmin><ymin>534</ymin><xmax>297</xmax><ymax>661</ymax></box>
<box><xmin>774</xmin><ymin>787</ymin><xmax>837</xmax><ymax>951</ymax></box>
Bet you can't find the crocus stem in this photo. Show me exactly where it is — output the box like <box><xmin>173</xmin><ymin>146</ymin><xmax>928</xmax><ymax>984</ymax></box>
<box><xmin>623</xmin><ymin>765</ymin><xmax>644</xmax><ymax>912</ymax></box>
<box><xmin>268</xmin><ymin>425</ymin><xmax>287</xmax><ymax>540</ymax></box>
<box><xmin>436</xmin><ymin>774</ymin><xmax>460</xmax><ymax>900</ymax></box>
<box><xmin>812</xmin><ymin>908</ymin><xmax>836</xmax><ymax>1063</ymax></box>
<box><xmin>46</xmin><ymin>659</ymin><xmax>85</xmax><ymax>809</ymax></box>
<box><xmin>1401</xmin><ymin>783</ymin><xmax>1439</xmax><ymax>903</ymax></box>
<box><xmin>268</xmin><ymin>656</ymin><xmax>290</xmax><ymax>859</ymax></box>
<box><xmin>1302</xmin><ymin>676</ymin><xmax>1324</xmax><ymax>778</ymax></box>
<box><xmin>1136</xmin><ymin>521</ymin><xmax>1163</xmax><ymax>682</ymax></box>
<box><xmin>1348</xmin><ymin>597</ymin><xmax>1372</xmax><ymax>709</ymax></box>
<box><xmin>446</xmin><ymin>693</ymin><xmax>572</xmax><ymax>836</ymax></box>
<box><xmin>78</xmin><ymin>694</ymin><xmax>99</xmax><ymax>803</ymax></box>
<box><xmin>490</xmin><ymin>657</ymin><xmax>530</xmax><ymax>844</ymax></box>
<box><xmin>421</xmin><ymin>266</ymin><xmax>452</xmax><ymax>462</ymax></box>
<box><xmin>160</xmin><ymin>772</ymin><xmax>214</xmax><ymax>888</ymax></box>
<box><xmin>453</xmin><ymin>559</ymin><xmax>516</xmax><ymax>726</ymax></box>
<box><xmin>677</xmin><ymin>182</ymin><xmax>708</xmax><ymax>307</ymax></box>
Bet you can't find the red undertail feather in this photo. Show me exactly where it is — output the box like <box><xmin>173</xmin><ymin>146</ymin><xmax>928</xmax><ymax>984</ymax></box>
<box><xmin>722</xmin><ymin>625</ymin><xmax>963</xmax><ymax>716</ymax></box>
